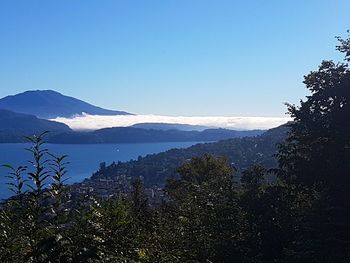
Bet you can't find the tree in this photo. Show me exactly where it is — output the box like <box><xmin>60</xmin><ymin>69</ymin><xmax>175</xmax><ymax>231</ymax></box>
<box><xmin>165</xmin><ymin>154</ymin><xmax>245</xmax><ymax>262</ymax></box>
<box><xmin>276</xmin><ymin>32</ymin><xmax>350</xmax><ymax>262</ymax></box>
<box><xmin>0</xmin><ymin>132</ymin><xmax>71</xmax><ymax>262</ymax></box>
<box><xmin>278</xmin><ymin>58</ymin><xmax>350</xmax><ymax>189</ymax></box>
<box><xmin>336</xmin><ymin>30</ymin><xmax>350</xmax><ymax>62</ymax></box>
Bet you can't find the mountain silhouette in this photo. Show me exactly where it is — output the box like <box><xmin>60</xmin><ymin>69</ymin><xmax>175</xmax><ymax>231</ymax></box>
<box><xmin>0</xmin><ymin>90</ymin><xmax>131</xmax><ymax>119</ymax></box>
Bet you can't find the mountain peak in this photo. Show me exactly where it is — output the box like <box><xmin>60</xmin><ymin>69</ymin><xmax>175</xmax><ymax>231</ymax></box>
<box><xmin>0</xmin><ymin>90</ymin><xmax>131</xmax><ymax>119</ymax></box>
<box><xmin>10</xmin><ymin>89</ymin><xmax>62</xmax><ymax>96</ymax></box>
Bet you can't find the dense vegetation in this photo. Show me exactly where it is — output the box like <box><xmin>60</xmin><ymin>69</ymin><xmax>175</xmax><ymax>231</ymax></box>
<box><xmin>89</xmin><ymin>124</ymin><xmax>287</xmax><ymax>186</ymax></box>
<box><xmin>0</xmin><ymin>33</ymin><xmax>349</xmax><ymax>262</ymax></box>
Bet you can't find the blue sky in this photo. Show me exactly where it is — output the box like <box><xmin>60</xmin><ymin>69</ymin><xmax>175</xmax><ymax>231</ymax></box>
<box><xmin>0</xmin><ymin>0</ymin><xmax>349</xmax><ymax>117</ymax></box>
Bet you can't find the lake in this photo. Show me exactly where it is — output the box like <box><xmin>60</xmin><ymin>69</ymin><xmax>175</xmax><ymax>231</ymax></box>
<box><xmin>0</xmin><ymin>142</ymin><xmax>199</xmax><ymax>200</ymax></box>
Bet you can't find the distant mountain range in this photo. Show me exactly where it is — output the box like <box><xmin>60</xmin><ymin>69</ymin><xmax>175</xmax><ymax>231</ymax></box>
<box><xmin>48</xmin><ymin>127</ymin><xmax>264</xmax><ymax>144</ymax></box>
<box><xmin>0</xmin><ymin>90</ymin><xmax>274</xmax><ymax>143</ymax></box>
<box><xmin>0</xmin><ymin>90</ymin><xmax>131</xmax><ymax>118</ymax></box>
<box><xmin>131</xmin><ymin>123</ymin><xmax>211</xmax><ymax>131</ymax></box>
<box><xmin>0</xmin><ymin>109</ymin><xmax>264</xmax><ymax>143</ymax></box>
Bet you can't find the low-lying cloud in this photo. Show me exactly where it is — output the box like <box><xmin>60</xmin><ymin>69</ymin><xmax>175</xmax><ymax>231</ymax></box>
<box><xmin>51</xmin><ymin>113</ymin><xmax>291</xmax><ymax>131</ymax></box>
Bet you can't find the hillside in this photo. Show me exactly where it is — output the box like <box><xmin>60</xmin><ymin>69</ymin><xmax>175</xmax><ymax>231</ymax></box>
<box><xmin>46</xmin><ymin>127</ymin><xmax>264</xmax><ymax>144</ymax></box>
<box><xmin>82</xmin><ymin>124</ymin><xmax>289</xmax><ymax>192</ymax></box>
<box><xmin>0</xmin><ymin>109</ymin><xmax>72</xmax><ymax>142</ymax></box>
<box><xmin>0</xmin><ymin>90</ymin><xmax>131</xmax><ymax>118</ymax></box>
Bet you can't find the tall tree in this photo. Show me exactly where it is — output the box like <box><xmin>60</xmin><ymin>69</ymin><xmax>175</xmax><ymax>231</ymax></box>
<box><xmin>165</xmin><ymin>154</ymin><xmax>245</xmax><ymax>262</ymax></box>
<box><xmin>278</xmin><ymin>59</ymin><xmax>350</xmax><ymax>190</ymax></box>
<box><xmin>277</xmin><ymin>32</ymin><xmax>350</xmax><ymax>262</ymax></box>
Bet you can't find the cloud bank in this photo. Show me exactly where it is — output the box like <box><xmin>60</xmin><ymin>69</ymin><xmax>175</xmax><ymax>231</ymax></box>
<box><xmin>51</xmin><ymin>113</ymin><xmax>290</xmax><ymax>131</ymax></box>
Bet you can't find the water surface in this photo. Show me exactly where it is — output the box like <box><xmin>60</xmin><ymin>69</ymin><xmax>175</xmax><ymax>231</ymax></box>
<box><xmin>0</xmin><ymin>142</ymin><xmax>199</xmax><ymax>200</ymax></box>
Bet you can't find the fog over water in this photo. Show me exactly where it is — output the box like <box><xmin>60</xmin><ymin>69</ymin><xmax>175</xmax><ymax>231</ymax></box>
<box><xmin>52</xmin><ymin>113</ymin><xmax>290</xmax><ymax>131</ymax></box>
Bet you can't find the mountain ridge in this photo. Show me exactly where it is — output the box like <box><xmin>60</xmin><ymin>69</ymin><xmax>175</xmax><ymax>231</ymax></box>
<box><xmin>0</xmin><ymin>90</ymin><xmax>131</xmax><ymax>119</ymax></box>
<box><xmin>131</xmin><ymin>123</ymin><xmax>211</xmax><ymax>131</ymax></box>
<box><xmin>0</xmin><ymin>109</ymin><xmax>72</xmax><ymax>142</ymax></box>
<box><xmin>46</xmin><ymin>127</ymin><xmax>265</xmax><ymax>144</ymax></box>
<box><xmin>0</xmin><ymin>106</ymin><xmax>270</xmax><ymax>144</ymax></box>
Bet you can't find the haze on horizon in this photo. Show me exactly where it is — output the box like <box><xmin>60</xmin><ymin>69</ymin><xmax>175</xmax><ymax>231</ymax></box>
<box><xmin>0</xmin><ymin>1</ymin><xmax>349</xmax><ymax>117</ymax></box>
<box><xmin>52</xmin><ymin>113</ymin><xmax>290</xmax><ymax>131</ymax></box>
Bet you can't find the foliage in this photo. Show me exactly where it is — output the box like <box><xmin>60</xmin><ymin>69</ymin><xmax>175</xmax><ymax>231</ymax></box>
<box><xmin>276</xmin><ymin>32</ymin><xmax>350</xmax><ymax>262</ymax></box>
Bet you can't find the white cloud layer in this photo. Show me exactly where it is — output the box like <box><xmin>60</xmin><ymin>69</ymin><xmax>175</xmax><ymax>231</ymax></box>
<box><xmin>51</xmin><ymin>113</ymin><xmax>291</xmax><ymax>131</ymax></box>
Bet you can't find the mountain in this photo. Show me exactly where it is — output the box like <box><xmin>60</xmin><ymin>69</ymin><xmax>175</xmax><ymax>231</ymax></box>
<box><xmin>79</xmin><ymin>124</ymin><xmax>289</xmax><ymax>194</ymax></box>
<box><xmin>0</xmin><ymin>109</ymin><xmax>72</xmax><ymax>142</ymax></box>
<box><xmin>47</xmin><ymin>127</ymin><xmax>265</xmax><ymax>144</ymax></box>
<box><xmin>0</xmin><ymin>90</ymin><xmax>131</xmax><ymax>119</ymax></box>
<box><xmin>131</xmin><ymin>123</ymin><xmax>211</xmax><ymax>131</ymax></box>
<box><xmin>0</xmin><ymin>118</ymin><xmax>267</xmax><ymax>144</ymax></box>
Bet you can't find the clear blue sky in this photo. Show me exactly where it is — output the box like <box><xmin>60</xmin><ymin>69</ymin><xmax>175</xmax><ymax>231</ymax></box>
<box><xmin>0</xmin><ymin>0</ymin><xmax>349</xmax><ymax>116</ymax></box>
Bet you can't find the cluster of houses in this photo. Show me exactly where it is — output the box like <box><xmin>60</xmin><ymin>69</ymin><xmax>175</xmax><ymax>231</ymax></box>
<box><xmin>71</xmin><ymin>172</ymin><xmax>165</xmax><ymax>206</ymax></box>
